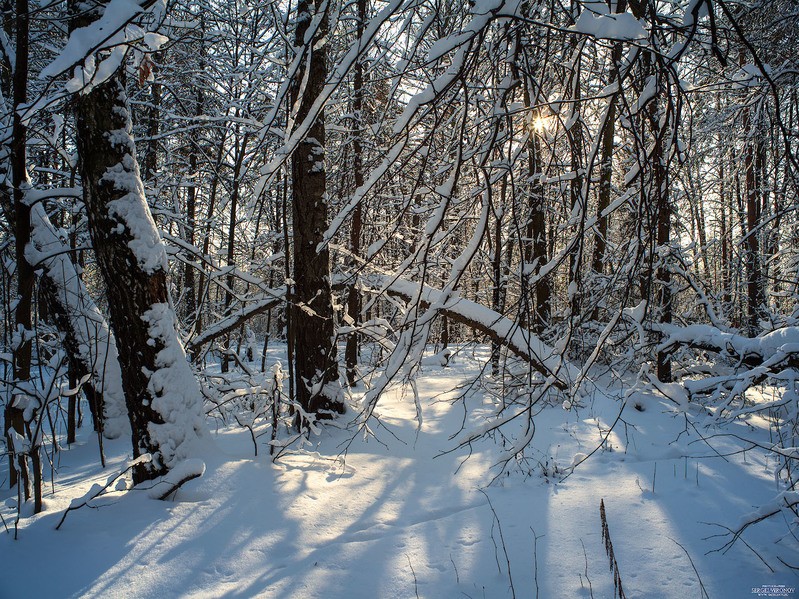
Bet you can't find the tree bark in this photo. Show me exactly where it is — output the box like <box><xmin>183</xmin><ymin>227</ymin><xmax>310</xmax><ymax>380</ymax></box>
<box><xmin>221</xmin><ymin>129</ymin><xmax>248</xmax><ymax>373</ymax></box>
<box><xmin>743</xmin><ymin>102</ymin><xmax>765</xmax><ymax>335</ymax></box>
<box><xmin>520</xmin><ymin>71</ymin><xmax>550</xmax><ymax>334</ymax></box>
<box><xmin>490</xmin><ymin>177</ymin><xmax>507</xmax><ymax>376</ymax></box>
<box><xmin>289</xmin><ymin>0</ymin><xmax>344</xmax><ymax>421</ymax></box>
<box><xmin>591</xmin><ymin>0</ymin><xmax>625</xmax><ymax>281</ymax></box>
<box><xmin>7</xmin><ymin>0</ymin><xmax>33</xmax><ymax>499</ymax></box>
<box><xmin>345</xmin><ymin>0</ymin><xmax>366</xmax><ymax>387</ymax></box>
<box><xmin>72</xmin><ymin>43</ymin><xmax>203</xmax><ymax>481</ymax></box>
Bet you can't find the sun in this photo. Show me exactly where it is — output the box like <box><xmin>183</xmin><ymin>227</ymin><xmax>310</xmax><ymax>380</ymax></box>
<box><xmin>532</xmin><ymin>115</ymin><xmax>549</xmax><ymax>134</ymax></box>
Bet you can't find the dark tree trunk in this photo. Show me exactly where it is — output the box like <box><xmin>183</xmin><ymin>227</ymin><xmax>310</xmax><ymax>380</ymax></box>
<box><xmin>221</xmin><ymin>130</ymin><xmax>248</xmax><ymax>374</ymax></box>
<box><xmin>74</xmin><ymin>75</ymin><xmax>170</xmax><ymax>483</ymax></box>
<box><xmin>184</xmin><ymin>147</ymin><xmax>197</xmax><ymax>325</ymax></box>
<box><xmin>591</xmin><ymin>0</ymin><xmax>625</xmax><ymax>282</ymax></box>
<box><xmin>719</xmin><ymin>145</ymin><xmax>732</xmax><ymax>314</ymax></box>
<box><xmin>744</xmin><ymin>104</ymin><xmax>765</xmax><ymax>335</ymax></box>
<box><xmin>183</xmin><ymin>79</ymin><xmax>204</xmax><ymax>331</ymax></box>
<box><xmin>527</xmin><ymin>128</ymin><xmax>550</xmax><ymax>334</ymax></box>
<box><xmin>655</xmin><ymin>144</ymin><xmax>672</xmax><ymax>383</ymax></box>
<box><xmin>566</xmin><ymin>8</ymin><xmax>584</xmax><ymax>316</ymax></box>
<box><xmin>641</xmin><ymin>38</ymin><xmax>671</xmax><ymax>384</ymax></box>
<box><xmin>144</xmin><ymin>53</ymin><xmax>161</xmax><ymax>183</ymax></box>
<box><xmin>289</xmin><ymin>0</ymin><xmax>344</xmax><ymax>420</ymax></box>
<box><xmin>517</xmin><ymin>68</ymin><xmax>550</xmax><ymax>334</ymax></box>
<box><xmin>7</xmin><ymin>0</ymin><xmax>33</xmax><ymax>499</ymax></box>
<box><xmin>189</xmin><ymin>12</ymin><xmax>221</xmax><ymax>353</ymax></box>
<box><xmin>73</xmin><ymin>35</ymin><xmax>202</xmax><ymax>481</ymax></box>
<box><xmin>345</xmin><ymin>0</ymin><xmax>366</xmax><ymax>387</ymax></box>
<box><xmin>490</xmin><ymin>177</ymin><xmax>507</xmax><ymax>376</ymax></box>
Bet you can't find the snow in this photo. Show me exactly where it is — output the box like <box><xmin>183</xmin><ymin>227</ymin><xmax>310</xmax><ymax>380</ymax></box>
<box><xmin>2</xmin><ymin>347</ymin><xmax>795</xmax><ymax>598</ymax></box>
<box><xmin>634</xmin><ymin>75</ymin><xmax>658</xmax><ymax>113</ymax></box>
<box><xmin>103</xmin><ymin>152</ymin><xmax>169</xmax><ymax>274</ymax></box>
<box><xmin>733</xmin><ymin>63</ymin><xmax>774</xmax><ymax>88</ymax></box>
<box><xmin>25</xmin><ymin>200</ymin><xmax>128</xmax><ymax>438</ymax></box>
<box><xmin>659</xmin><ymin>323</ymin><xmax>799</xmax><ymax>361</ymax></box>
<box><xmin>378</xmin><ymin>275</ymin><xmax>581</xmax><ymax>385</ymax></box>
<box><xmin>39</xmin><ymin>0</ymin><xmax>145</xmax><ymax>82</ymax></box>
<box><xmin>141</xmin><ymin>303</ymin><xmax>206</xmax><ymax>469</ymax></box>
<box><xmin>144</xmin><ymin>458</ymin><xmax>206</xmax><ymax>500</ymax></box>
<box><xmin>39</xmin><ymin>0</ymin><xmax>169</xmax><ymax>97</ymax></box>
<box><xmin>572</xmin><ymin>10</ymin><xmax>646</xmax><ymax>41</ymax></box>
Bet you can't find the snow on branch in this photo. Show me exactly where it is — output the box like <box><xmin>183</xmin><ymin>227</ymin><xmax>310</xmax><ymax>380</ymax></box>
<box><xmin>658</xmin><ymin>324</ymin><xmax>799</xmax><ymax>371</ymax></box>
<box><xmin>26</xmin><ymin>199</ymin><xmax>128</xmax><ymax>438</ymax></box>
<box><xmin>142</xmin><ymin>459</ymin><xmax>206</xmax><ymax>501</ymax></box>
<box><xmin>22</xmin><ymin>0</ymin><xmax>166</xmax><ymax>123</ymax></box>
<box><xmin>56</xmin><ymin>454</ymin><xmax>153</xmax><ymax>530</ymax></box>
<box><xmin>372</xmin><ymin>276</ymin><xmax>579</xmax><ymax>389</ymax></box>
<box><xmin>187</xmin><ymin>292</ymin><xmax>283</xmax><ymax>354</ymax></box>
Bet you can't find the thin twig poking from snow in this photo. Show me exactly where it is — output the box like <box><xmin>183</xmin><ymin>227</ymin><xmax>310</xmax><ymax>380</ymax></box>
<box><xmin>480</xmin><ymin>488</ymin><xmax>516</xmax><ymax>599</ymax></box>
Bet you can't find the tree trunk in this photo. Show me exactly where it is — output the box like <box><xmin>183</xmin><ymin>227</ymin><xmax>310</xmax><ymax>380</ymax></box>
<box><xmin>289</xmin><ymin>0</ymin><xmax>344</xmax><ymax>421</ymax></box>
<box><xmin>184</xmin><ymin>143</ymin><xmax>197</xmax><ymax>326</ymax></box>
<box><xmin>144</xmin><ymin>52</ymin><xmax>161</xmax><ymax>183</ymax></box>
<box><xmin>719</xmin><ymin>148</ymin><xmax>732</xmax><ymax>314</ymax></box>
<box><xmin>591</xmin><ymin>9</ymin><xmax>624</xmax><ymax>281</ymax></box>
<box><xmin>221</xmin><ymin>128</ymin><xmax>248</xmax><ymax>373</ymax></box>
<box><xmin>72</xmin><ymin>43</ymin><xmax>203</xmax><ymax>482</ymax></box>
<box><xmin>528</xmin><ymin>125</ymin><xmax>550</xmax><ymax>334</ymax></box>
<box><xmin>655</xmin><ymin>142</ymin><xmax>672</xmax><ymax>383</ymax></box>
<box><xmin>566</xmin><ymin>8</ymin><xmax>584</xmax><ymax>317</ymax></box>
<box><xmin>7</xmin><ymin>0</ymin><xmax>32</xmax><ymax>499</ymax></box>
<box><xmin>491</xmin><ymin>177</ymin><xmax>507</xmax><ymax>376</ymax></box>
<box><xmin>519</xmin><ymin>70</ymin><xmax>550</xmax><ymax>334</ymax></box>
<box><xmin>28</xmin><ymin>196</ymin><xmax>129</xmax><ymax>435</ymax></box>
<box><xmin>743</xmin><ymin>102</ymin><xmax>765</xmax><ymax>335</ymax></box>
<box><xmin>345</xmin><ymin>0</ymin><xmax>366</xmax><ymax>387</ymax></box>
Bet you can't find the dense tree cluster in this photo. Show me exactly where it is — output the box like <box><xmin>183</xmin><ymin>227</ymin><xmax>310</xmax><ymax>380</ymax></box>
<box><xmin>0</xmin><ymin>0</ymin><xmax>796</xmax><ymax>553</ymax></box>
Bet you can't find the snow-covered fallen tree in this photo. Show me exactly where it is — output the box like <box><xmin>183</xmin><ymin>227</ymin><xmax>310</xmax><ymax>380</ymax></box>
<box><xmin>657</xmin><ymin>322</ymin><xmax>799</xmax><ymax>564</ymax></box>
<box><xmin>186</xmin><ymin>292</ymin><xmax>283</xmax><ymax>355</ymax></box>
<box><xmin>186</xmin><ymin>275</ymin><xmax>578</xmax><ymax>390</ymax></box>
<box><xmin>373</xmin><ymin>276</ymin><xmax>579</xmax><ymax>389</ymax></box>
<box><xmin>658</xmin><ymin>324</ymin><xmax>799</xmax><ymax>371</ymax></box>
<box><xmin>657</xmin><ymin>324</ymin><xmax>799</xmax><ymax>409</ymax></box>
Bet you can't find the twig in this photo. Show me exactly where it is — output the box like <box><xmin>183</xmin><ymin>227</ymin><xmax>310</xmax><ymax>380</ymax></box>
<box><xmin>670</xmin><ymin>537</ymin><xmax>710</xmax><ymax>599</ymax></box>
<box><xmin>480</xmin><ymin>489</ymin><xmax>516</xmax><ymax>599</ymax></box>
<box><xmin>406</xmin><ymin>554</ymin><xmax>420</xmax><ymax>599</ymax></box>
<box><xmin>450</xmin><ymin>553</ymin><xmax>460</xmax><ymax>585</ymax></box>
<box><xmin>563</xmin><ymin>400</ymin><xmax>628</xmax><ymax>480</ymax></box>
<box><xmin>580</xmin><ymin>538</ymin><xmax>595</xmax><ymax>599</ymax></box>
<box><xmin>600</xmin><ymin>498</ymin><xmax>627</xmax><ymax>599</ymax></box>
<box><xmin>531</xmin><ymin>527</ymin><xmax>541</xmax><ymax>599</ymax></box>
<box><xmin>154</xmin><ymin>471</ymin><xmax>204</xmax><ymax>501</ymax></box>
<box><xmin>56</xmin><ymin>454</ymin><xmax>151</xmax><ymax>530</ymax></box>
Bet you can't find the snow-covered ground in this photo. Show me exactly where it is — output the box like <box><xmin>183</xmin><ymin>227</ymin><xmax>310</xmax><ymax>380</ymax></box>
<box><xmin>1</xmin><ymin>347</ymin><xmax>796</xmax><ymax>598</ymax></box>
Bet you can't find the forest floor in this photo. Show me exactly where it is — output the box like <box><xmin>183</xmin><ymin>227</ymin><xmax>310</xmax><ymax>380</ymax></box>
<box><xmin>1</xmin><ymin>345</ymin><xmax>797</xmax><ymax>598</ymax></box>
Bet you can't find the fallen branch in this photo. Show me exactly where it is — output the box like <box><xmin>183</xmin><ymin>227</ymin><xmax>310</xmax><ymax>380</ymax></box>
<box><xmin>372</xmin><ymin>276</ymin><xmax>578</xmax><ymax>389</ymax></box>
<box><xmin>56</xmin><ymin>454</ymin><xmax>152</xmax><ymax>530</ymax></box>
<box><xmin>657</xmin><ymin>324</ymin><xmax>799</xmax><ymax>372</ymax></box>
<box><xmin>187</xmin><ymin>294</ymin><xmax>282</xmax><ymax>353</ymax></box>
<box><xmin>144</xmin><ymin>459</ymin><xmax>207</xmax><ymax>501</ymax></box>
